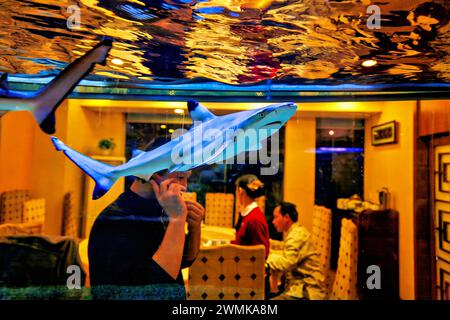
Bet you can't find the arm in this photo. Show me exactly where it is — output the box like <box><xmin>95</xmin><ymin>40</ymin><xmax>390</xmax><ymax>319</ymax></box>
<box><xmin>182</xmin><ymin>200</ymin><xmax>204</xmax><ymax>266</ymax></box>
<box><xmin>266</xmin><ymin>230</ymin><xmax>304</xmax><ymax>273</ymax></box>
<box><xmin>270</xmin><ymin>239</ymin><xmax>284</xmax><ymax>251</ymax></box>
<box><xmin>150</xmin><ymin>179</ymin><xmax>188</xmax><ymax>279</ymax></box>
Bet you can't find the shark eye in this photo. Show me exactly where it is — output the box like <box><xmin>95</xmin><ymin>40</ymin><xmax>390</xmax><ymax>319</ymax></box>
<box><xmin>259</xmin><ymin>113</ymin><xmax>264</xmax><ymax>118</ymax></box>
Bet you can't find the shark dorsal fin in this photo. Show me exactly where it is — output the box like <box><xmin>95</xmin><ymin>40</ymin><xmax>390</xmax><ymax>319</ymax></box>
<box><xmin>0</xmin><ymin>73</ymin><xmax>9</xmax><ymax>92</ymax></box>
<box><xmin>187</xmin><ymin>100</ymin><xmax>216</xmax><ymax>123</ymax></box>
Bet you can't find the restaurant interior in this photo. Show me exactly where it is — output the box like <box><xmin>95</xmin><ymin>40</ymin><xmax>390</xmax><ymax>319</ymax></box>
<box><xmin>0</xmin><ymin>0</ymin><xmax>450</xmax><ymax>300</ymax></box>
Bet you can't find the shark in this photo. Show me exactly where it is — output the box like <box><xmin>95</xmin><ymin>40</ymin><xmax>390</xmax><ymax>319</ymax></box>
<box><xmin>0</xmin><ymin>39</ymin><xmax>113</xmax><ymax>134</ymax></box>
<box><xmin>51</xmin><ymin>100</ymin><xmax>298</xmax><ymax>199</ymax></box>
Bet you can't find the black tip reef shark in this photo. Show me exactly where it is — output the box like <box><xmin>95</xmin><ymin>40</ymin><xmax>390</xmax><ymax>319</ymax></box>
<box><xmin>51</xmin><ymin>100</ymin><xmax>298</xmax><ymax>200</ymax></box>
<box><xmin>0</xmin><ymin>39</ymin><xmax>113</xmax><ymax>134</ymax></box>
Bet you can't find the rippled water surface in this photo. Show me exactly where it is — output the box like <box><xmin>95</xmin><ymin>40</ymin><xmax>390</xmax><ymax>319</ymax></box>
<box><xmin>0</xmin><ymin>0</ymin><xmax>449</xmax><ymax>86</ymax></box>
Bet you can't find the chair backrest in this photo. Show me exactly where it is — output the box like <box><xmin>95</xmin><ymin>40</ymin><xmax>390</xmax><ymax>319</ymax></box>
<box><xmin>330</xmin><ymin>218</ymin><xmax>359</xmax><ymax>300</ymax></box>
<box><xmin>62</xmin><ymin>192</ymin><xmax>79</xmax><ymax>238</ymax></box>
<box><xmin>187</xmin><ymin>244</ymin><xmax>265</xmax><ymax>300</ymax></box>
<box><xmin>22</xmin><ymin>198</ymin><xmax>46</xmax><ymax>225</ymax></box>
<box><xmin>181</xmin><ymin>192</ymin><xmax>197</xmax><ymax>202</ymax></box>
<box><xmin>205</xmin><ymin>193</ymin><xmax>234</xmax><ymax>227</ymax></box>
<box><xmin>311</xmin><ymin>206</ymin><xmax>332</xmax><ymax>282</ymax></box>
<box><xmin>0</xmin><ymin>190</ymin><xmax>30</xmax><ymax>224</ymax></box>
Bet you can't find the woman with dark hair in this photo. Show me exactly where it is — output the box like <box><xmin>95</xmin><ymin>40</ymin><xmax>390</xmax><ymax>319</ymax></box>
<box><xmin>231</xmin><ymin>174</ymin><xmax>270</xmax><ymax>259</ymax></box>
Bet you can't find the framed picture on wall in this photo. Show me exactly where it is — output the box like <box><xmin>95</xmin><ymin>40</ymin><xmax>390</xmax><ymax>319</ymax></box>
<box><xmin>371</xmin><ymin>121</ymin><xmax>397</xmax><ymax>146</ymax></box>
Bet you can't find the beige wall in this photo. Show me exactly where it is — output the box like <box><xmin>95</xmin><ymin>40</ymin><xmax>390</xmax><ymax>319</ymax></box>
<box><xmin>364</xmin><ymin>101</ymin><xmax>416</xmax><ymax>300</ymax></box>
<box><xmin>0</xmin><ymin>111</ymin><xmax>35</xmax><ymax>192</ymax></box>
<box><xmin>283</xmin><ymin>117</ymin><xmax>316</xmax><ymax>231</ymax></box>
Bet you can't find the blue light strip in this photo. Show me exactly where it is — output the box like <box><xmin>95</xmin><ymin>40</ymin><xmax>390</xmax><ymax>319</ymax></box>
<box><xmin>316</xmin><ymin>147</ymin><xmax>364</xmax><ymax>153</ymax></box>
<box><xmin>7</xmin><ymin>75</ymin><xmax>450</xmax><ymax>92</ymax></box>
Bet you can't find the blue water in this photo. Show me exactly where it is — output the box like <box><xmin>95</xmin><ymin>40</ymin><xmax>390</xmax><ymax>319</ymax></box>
<box><xmin>0</xmin><ymin>0</ymin><xmax>449</xmax><ymax>88</ymax></box>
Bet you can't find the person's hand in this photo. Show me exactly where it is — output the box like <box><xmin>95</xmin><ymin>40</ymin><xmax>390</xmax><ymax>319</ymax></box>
<box><xmin>150</xmin><ymin>178</ymin><xmax>187</xmax><ymax>222</ymax></box>
<box><xmin>185</xmin><ymin>200</ymin><xmax>204</xmax><ymax>233</ymax></box>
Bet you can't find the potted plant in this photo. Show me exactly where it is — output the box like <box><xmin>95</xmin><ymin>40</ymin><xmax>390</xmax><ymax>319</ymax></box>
<box><xmin>98</xmin><ymin>138</ymin><xmax>116</xmax><ymax>155</ymax></box>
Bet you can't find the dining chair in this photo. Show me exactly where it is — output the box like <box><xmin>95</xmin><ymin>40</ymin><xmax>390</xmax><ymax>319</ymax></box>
<box><xmin>311</xmin><ymin>205</ymin><xmax>332</xmax><ymax>291</ymax></box>
<box><xmin>187</xmin><ymin>244</ymin><xmax>266</xmax><ymax>300</ymax></box>
<box><xmin>0</xmin><ymin>189</ymin><xmax>31</xmax><ymax>224</ymax></box>
<box><xmin>329</xmin><ymin>218</ymin><xmax>359</xmax><ymax>300</ymax></box>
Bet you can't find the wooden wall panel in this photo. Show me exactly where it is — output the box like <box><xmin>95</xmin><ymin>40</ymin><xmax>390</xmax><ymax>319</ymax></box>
<box><xmin>419</xmin><ymin>100</ymin><xmax>450</xmax><ymax>137</ymax></box>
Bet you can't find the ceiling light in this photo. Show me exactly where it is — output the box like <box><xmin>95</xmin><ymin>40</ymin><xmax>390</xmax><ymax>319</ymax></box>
<box><xmin>111</xmin><ymin>58</ymin><xmax>124</xmax><ymax>66</ymax></box>
<box><xmin>160</xmin><ymin>124</ymin><xmax>167</xmax><ymax>129</ymax></box>
<box><xmin>174</xmin><ymin>108</ymin><xmax>184</xmax><ymax>114</ymax></box>
<box><xmin>168</xmin><ymin>129</ymin><xmax>175</xmax><ymax>133</ymax></box>
<box><xmin>329</xmin><ymin>130</ymin><xmax>335</xmax><ymax>136</ymax></box>
<box><xmin>361</xmin><ymin>59</ymin><xmax>377</xmax><ymax>67</ymax></box>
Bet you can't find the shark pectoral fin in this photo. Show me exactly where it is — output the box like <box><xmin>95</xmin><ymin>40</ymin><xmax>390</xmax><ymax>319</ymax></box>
<box><xmin>0</xmin><ymin>74</ymin><xmax>9</xmax><ymax>92</ymax></box>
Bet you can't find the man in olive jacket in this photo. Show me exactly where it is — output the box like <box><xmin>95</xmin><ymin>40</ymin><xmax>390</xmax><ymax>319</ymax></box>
<box><xmin>266</xmin><ymin>202</ymin><xmax>326</xmax><ymax>300</ymax></box>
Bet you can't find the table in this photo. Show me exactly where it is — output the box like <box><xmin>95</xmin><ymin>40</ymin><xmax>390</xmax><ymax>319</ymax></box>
<box><xmin>200</xmin><ymin>224</ymin><xmax>236</xmax><ymax>245</ymax></box>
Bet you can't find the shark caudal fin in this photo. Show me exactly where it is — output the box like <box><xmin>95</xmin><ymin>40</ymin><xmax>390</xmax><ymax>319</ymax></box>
<box><xmin>51</xmin><ymin>136</ymin><xmax>118</xmax><ymax>199</ymax></box>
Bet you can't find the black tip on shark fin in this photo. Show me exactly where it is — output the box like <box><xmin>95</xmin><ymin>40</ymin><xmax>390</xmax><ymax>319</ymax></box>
<box><xmin>39</xmin><ymin>111</ymin><xmax>56</xmax><ymax>135</ymax></box>
<box><xmin>93</xmin><ymin>37</ymin><xmax>113</xmax><ymax>49</ymax></box>
<box><xmin>187</xmin><ymin>100</ymin><xmax>199</xmax><ymax>112</ymax></box>
<box><xmin>0</xmin><ymin>73</ymin><xmax>9</xmax><ymax>92</ymax></box>
<box><xmin>101</xmin><ymin>37</ymin><xmax>113</xmax><ymax>47</ymax></box>
<box><xmin>93</xmin><ymin>183</ymin><xmax>108</xmax><ymax>200</ymax></box>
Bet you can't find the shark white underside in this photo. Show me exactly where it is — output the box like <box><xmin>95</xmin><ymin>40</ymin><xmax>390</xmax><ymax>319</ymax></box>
<box><xmin>51</xmin><ymin>100</ymin><xmax>297</xmax><ymax>199</ymax></box>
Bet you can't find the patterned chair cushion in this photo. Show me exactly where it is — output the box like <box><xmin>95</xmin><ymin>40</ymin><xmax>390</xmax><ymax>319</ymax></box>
<box><xmin>311</xmin><ymin>205</ymin><xmax>332</xmax><ymax>290</ymax></box>
<box><xmin>187</xmin><ymin>244</ymin><xmax>265</xmax><ymax>300</ymax></box>
<box><xmin>0</xmin><ymin>190</ymin><xmax>30</xmax><ymax>224</ymax></box>
<box><xmin>62</xmin><ymin>192</ymin><xmax>78</xmax><ymax>239</ymax></box>
<box><xmin>205</xmin><ymin>193</ymin><xmax>234</xmax><ymax>228</ymax></box>
<box><xmin>330</xmin><ymin>218</ymin><xmax>359</xmax><ymax>300</ymax></box>
<box><xmin>22</xmin><ymin>198</ymin><xmax>46</xmax><ymax>224</ymax></box>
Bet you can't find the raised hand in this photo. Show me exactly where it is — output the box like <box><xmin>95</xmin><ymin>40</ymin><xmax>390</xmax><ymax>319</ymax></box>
<box><xmin>150</xmin><ymin>178</ymin><xmax>187</xmax><ymax>222</ymax></box>
<box><xmin>185</xmin><ymin>200</ymin><xmax>205</xmax><ymax>233</ymax></box>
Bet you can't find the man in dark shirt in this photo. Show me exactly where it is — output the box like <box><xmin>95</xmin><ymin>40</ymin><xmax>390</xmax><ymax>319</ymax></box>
<box><xmin>88</xmin><ymin>140</ymin><xmax>204</xmax><ymax>300</ymax></box>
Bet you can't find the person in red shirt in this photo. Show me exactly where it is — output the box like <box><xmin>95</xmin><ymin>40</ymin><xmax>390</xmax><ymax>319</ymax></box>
<box><xmin>231</xmin><ymin>174</ymin><xmax>270</xmax><ymax>259</ymax></box>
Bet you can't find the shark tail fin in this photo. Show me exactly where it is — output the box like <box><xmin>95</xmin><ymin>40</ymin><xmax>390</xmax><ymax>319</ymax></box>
<box><xmin>51</xmin><ymin>136</ymin><xmax>118</xmax><ymax>199</ymax></box>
